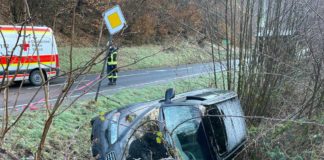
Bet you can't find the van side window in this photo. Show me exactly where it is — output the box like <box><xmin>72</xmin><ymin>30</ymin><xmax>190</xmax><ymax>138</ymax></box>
<box><xmin>202</xmin><ymin>106</ymin><xmax>228</xmax><ymax>155</ymax></box>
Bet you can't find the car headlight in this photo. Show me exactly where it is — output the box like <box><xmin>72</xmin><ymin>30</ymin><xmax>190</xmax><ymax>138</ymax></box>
<box><xmin>110</xmin><ymin>112</ymin><xmax>120</xmax><ymax>144</ymax></box>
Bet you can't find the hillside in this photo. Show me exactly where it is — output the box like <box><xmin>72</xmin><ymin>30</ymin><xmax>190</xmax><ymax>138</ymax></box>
<box><xmin>0</xmin><ymin>0</ymin><xmax>204</xmax><ymax>46</ymax></box>
<box><xmin>0</xmin><ymin>1</ymin><xmax>323</xmax><ymax>159</ymax></box>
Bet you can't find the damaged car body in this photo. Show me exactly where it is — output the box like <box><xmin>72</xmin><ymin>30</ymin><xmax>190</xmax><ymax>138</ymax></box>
<box><xmin>91</xmin><ymin>88</ymin><xmax>247</xmax><ymax>160</ymax></box>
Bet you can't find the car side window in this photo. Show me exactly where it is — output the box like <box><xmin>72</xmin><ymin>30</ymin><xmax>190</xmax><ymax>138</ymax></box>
<box><xmin>163</xmin><ymin>106</ymin><xmax>212</xmax><ymax>160</ymax></box>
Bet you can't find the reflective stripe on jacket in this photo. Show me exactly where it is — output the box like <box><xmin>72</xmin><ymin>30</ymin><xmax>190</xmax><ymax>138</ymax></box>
<box><xmin>108</xmin><ymin>75</ymin><xmax>118</xmax><ymax>78</ymax></box>
<box><xmin>107</xmin><ymin>51</ymin><xmax>117</xmax><ymax>65</ymax></box>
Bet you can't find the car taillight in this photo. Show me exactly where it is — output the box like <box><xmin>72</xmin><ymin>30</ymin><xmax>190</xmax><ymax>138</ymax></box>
<box><xmin>55</xmin><ymin>54</ymin><xmax>60</xmax><ymax>68</ymax></box>
<box><xmin>110</xmin><ymin>112</ymin><xmax>120</xmax><ymax>144</ymax></box>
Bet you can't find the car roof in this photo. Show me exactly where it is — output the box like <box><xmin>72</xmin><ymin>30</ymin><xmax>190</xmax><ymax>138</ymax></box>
<box><xmin>169</xmin><ymin>88</ymin><xmax>237</xmax><ymax>105</ymax></box>
<box><xmin>117</xmin><ymin>88</ymin><xmax>237</xmax><ymax>114</ymax></box>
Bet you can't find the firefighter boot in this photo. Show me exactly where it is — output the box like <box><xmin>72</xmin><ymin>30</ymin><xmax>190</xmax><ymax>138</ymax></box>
<box><xmin>112</xmin><ymin>78</ymin><xmax>117</xmax><ymax>85</ymax></box>
<box><xmin>108</xmin><ymin>78</ymin><xmax>114</xmax><ymax>85</ymax></box>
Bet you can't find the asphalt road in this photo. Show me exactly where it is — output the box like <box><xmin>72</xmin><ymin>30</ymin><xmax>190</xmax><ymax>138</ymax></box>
<box><xmin>0</xmin><ymin>62</ymin><xmax>227</xmax><ymax>112</ymax></box>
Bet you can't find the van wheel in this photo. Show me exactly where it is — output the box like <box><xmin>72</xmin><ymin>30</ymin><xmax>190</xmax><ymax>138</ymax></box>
<box><xmin>29</xmin><ymin>70</ymin><xmax>45</xmax><ymax>86</ymax></box>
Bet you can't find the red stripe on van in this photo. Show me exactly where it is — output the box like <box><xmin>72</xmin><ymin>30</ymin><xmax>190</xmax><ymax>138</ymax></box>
<box><xmin>55</xmin><ymin>54</ymin><xmax>60</xmax><ymax>68</ymax></box>
<box><xmin>0</xmin><ymin>71</ymin><xmax>56</xmax><ymax>79</ymax></box>
<box><xmin>48</xmin><ymin>71</ymin><xmax>57</xmax><ymax>75</ymax></box>
<box><xmin>0</xmin><ymin>74</ymin><xmax>29</xmax><ymax>79</ymax></box>
<box><xmin>0</xmin><ymin>55</ymin><xmax>57</xmax><ymax>64</ymax></box>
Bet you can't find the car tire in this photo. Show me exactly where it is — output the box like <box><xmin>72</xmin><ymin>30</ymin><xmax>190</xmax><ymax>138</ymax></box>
<box><xmin>29</xmin><ymin>70</ymin><xmax>45</xmax><ymax>86</ymax></box>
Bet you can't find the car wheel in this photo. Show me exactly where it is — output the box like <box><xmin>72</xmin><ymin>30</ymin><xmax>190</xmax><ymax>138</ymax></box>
<box><xmin>29</xmin><ymin>70</ymin><xmax>45</xmax><ymax>86</ymax></box>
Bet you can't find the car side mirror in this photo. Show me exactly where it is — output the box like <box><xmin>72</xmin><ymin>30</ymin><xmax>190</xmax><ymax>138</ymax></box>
<box><xmin>164</xmin><ymin>88</ymin><xmax>175</xmax><ymax>104</ymax></box>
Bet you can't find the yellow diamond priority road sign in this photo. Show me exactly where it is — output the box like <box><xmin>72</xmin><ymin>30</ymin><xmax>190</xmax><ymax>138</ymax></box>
<box><xmin>103</xmin><ymin>5</ymin><xmax>126</xmax><ymax>35</ymax></box>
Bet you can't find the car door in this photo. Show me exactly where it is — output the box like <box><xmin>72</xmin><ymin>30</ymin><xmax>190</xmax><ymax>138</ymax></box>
<box><xmin>160</xmin><ymin>104</ymin><xmax>217</xmax><ymax>160</ymax></box>
<box><xmin>202</xmin><ymin>98</ymin><xmax>247</xmax><ymax>159</ymax></box>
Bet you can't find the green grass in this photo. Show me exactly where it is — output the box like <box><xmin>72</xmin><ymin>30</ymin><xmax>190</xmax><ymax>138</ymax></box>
<box><xmin>3</xmin><ymin>75</ymin><xmax>216</xmax><ymax>159</ymax></box>
<box><xmin>3</xmin><ymin>72</ymin><xmax>322</xmax><ymax>159</ymax></box>
<box><xmin>246</xmin><ymin>114</ymin><xmax>324</xmax><ymax>160</ymax></box>
<box><xmin>58</xmin><ymin>43</ymin><xmax>224</xmax><ymax>73</ymax></box>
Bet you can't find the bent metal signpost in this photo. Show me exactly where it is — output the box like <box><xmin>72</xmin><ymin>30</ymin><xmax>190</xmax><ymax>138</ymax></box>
<box><xmin>95</xmin><ymin>5</ymin><xmax>127</xmax><ymax>101</ymax></box>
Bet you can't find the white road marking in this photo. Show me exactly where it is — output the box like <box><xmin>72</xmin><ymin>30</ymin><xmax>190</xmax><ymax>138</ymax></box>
<box><xmin>171</xmin><ymin>67</ymin><xmax>193</xmax><ymax>71</ymax></box>
<box><xmin>24</xmin><ymin>67</ymin><xmax>194</xmax><ymax>90</ymax></box>
<box><xmin>119</xmin><ymin>72</ymin><xmax>149</xmax><ymax>77</ymax></box>
<box><xmin>153</xmin><ymin>69</ymin><xmax>167</xmax><ymax>72</ymax></box>
<box><xmin>9</xmin><ymin>71</ymin><xmax>212</xmax><ymax>109</ymax></box>
<box><xmin>4</xmin><ymin>64</ymin><xmax>218</xmax><ymax>110</ymax></box>
<box><xmin>26</xmin><ymin>79</ymin><xmax>92</xmax><ymax>89</ymax></box>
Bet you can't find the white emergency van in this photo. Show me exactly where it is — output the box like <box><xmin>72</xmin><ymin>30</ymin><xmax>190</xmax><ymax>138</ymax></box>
<box><xmin>0</xmin><ymin>25</ymin><xmax>60</xmax><ymax>86</ymax></box>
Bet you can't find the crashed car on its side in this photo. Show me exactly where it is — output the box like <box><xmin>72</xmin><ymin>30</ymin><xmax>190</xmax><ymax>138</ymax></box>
<box><xmin>91</xmin><ymin>88</ymin><xmax>247</xmax><ymax>160</ymax></box>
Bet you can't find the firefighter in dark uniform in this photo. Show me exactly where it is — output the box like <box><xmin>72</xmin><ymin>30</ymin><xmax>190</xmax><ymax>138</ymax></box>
<box><xmin>107</xmin><ymin>46</ymin><xmax>118</xmax><ymax>85</ymax></box>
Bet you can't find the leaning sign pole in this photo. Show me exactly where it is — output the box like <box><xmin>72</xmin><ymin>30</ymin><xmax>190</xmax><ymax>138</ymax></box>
<box><xmin>95</xmin><ymin>5</ymin><xmax>127</xmax><ymax>101</ymax></box>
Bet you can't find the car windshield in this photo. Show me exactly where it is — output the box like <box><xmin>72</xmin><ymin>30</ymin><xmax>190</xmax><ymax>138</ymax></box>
<box><xmin>163</xmin><ymin>106</ymin><xmax>214</xmax><ymax>160</ymax></box>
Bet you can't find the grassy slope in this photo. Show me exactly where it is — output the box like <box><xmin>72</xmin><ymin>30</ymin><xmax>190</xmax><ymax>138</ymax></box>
<box><xmin>58</xmin><ymin>43</ymin><xmax>225</xmax><ymax>73</ymax></box>
<box><xmin>246</xmin><ymin>114</ymin><xmax>324</xmax><ymax>159</ymax></box>
<box><xmin>3</xmin><ymin>73</ymin><xmax>323</xmax><ymax>159</ymax></box>
<box><xmin>4</xmin><ymin>75</ymin><xmax>215</xmax><ymax>159</ymax></box>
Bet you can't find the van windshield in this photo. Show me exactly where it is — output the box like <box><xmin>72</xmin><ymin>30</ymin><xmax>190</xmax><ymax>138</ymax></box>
<box><xmin>163</xmin><ymin>106</ymin><xmax>215</xmax><ymax>160</ymax></box>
